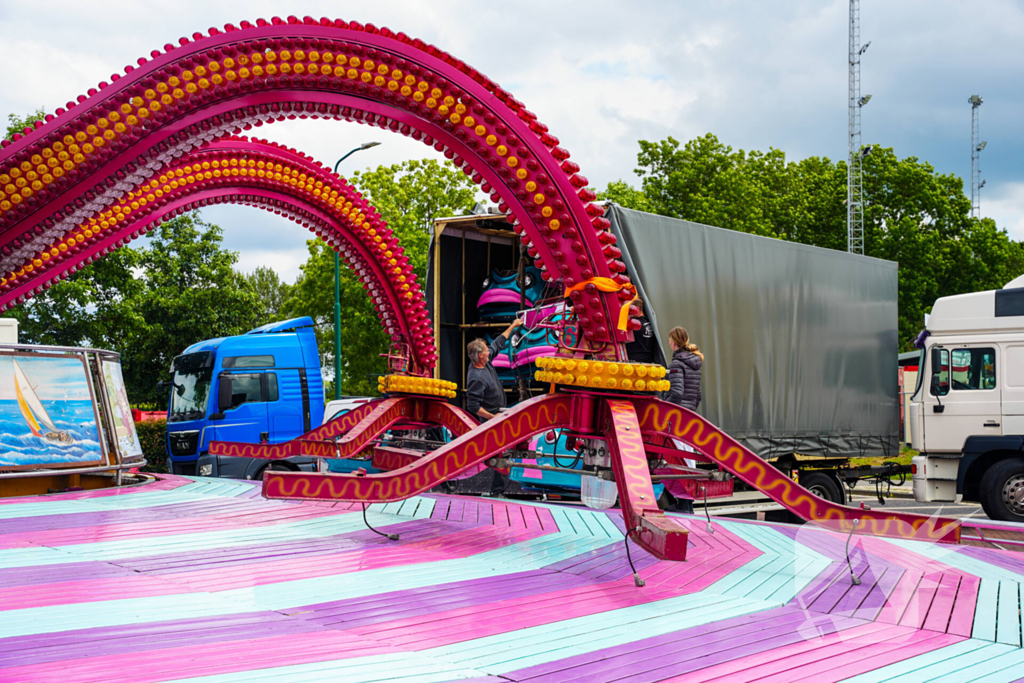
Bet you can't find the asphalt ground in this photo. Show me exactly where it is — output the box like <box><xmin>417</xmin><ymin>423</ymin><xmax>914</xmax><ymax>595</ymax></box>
<box><xmin>848</xmin><ymin>488</ymin><xmax>989</xmax><ymax>521</ymax></box>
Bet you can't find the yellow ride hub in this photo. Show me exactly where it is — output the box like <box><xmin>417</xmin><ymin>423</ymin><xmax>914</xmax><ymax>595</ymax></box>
<box><xmin>378</xmin><ymin>374</ymin><xmax>458</xmax><ymax>398</ymax></box>
<box><xmin>534</xmin><ymin>357</ymin><xmax>670</xmax><ymax>393</ymax></box>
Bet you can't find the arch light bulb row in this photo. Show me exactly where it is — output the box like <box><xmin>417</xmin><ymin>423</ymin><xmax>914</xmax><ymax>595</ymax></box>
<box><xmin>0</xmin><ymin>16</ymin><xmax>637</xmax><ymax>355</ymax></box>
<box><xmin>0</xmin><ymin>137</ymin><xmax>437</xmax><ymax>369</ymax></box>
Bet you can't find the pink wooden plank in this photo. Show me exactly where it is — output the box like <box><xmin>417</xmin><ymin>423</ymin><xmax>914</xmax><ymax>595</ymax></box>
<box><xmin>922</xmin><ymin>573</ymin><xmax>961</xmax><ymax>633</ymax></box>
<box><xmin>947</xmin><ymin>574</ymin><xmax>981</xmax><ymax>637</ymax></box>
<box><xmin>348</xmin><ymin>539</ymin><xmax>762</xmax><ymax>649</ymax></box>
<box><xmin>876</xmin><ymin>570</ymin><xmax>922</xmax><ymax>625</ymax></box>
<box><xmin>898</xmin><ymin>573</ymin><xmax>942</xmax><ymax>630</ymax></box>
<box><xmin>769</xmin><ymin>630</ymin><xmax>962</xmax><ymax>683</ymax></box>
<box><xmin>0</xmin><ymin>574</ymin><xmax>191</xmax><ymax>611</ymax></box>
<box><xmin>659</xmin><ymin>622</ymin><xmax>895</xmax><ymax>683</ymax></box>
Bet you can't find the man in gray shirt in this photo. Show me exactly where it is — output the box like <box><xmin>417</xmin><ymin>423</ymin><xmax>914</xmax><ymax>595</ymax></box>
<box><xmin>466</xmin><ymin>318</ymin><xmax>523</xmax><ymax>421</ymax></box>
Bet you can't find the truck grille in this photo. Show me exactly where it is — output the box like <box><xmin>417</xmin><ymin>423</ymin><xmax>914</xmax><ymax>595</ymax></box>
<box><xmin>168</xmin><ymin>430</ymin><xmax>200</xmax><ymax>457</ymax></box>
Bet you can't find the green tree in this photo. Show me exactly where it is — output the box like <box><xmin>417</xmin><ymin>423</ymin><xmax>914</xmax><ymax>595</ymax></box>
<box><xmin>124</xmin><ymin>214</ymin><xmax>262</xmax><ymax>403</ymax></box>
<box><xmin>10</xmin><ymin>248</ymin><xmax>145</xmax><ymax>349</ymax></box>
<box><xmin>245</xmin><ymin>265</ymin><xmax>291</xmax><ymax>324</ymax></box>
<box><xmin>597</xmin><ymin>179</ymin><xmax>655</xmax><ymax>213</ymax></box>
<box><xmin>284</xmin><ymin>159</ymin><xmax>478</xmax><ymax>395</ymax></box>
<box><xmin>4</xmin><ymin>109</ymin><xmax>46</xmax><ymax>141</ymax></box>
<box><xmin>619</xmin><ymin>134</ymin><xmax>1024</xmax><ymax>350</ymax></box>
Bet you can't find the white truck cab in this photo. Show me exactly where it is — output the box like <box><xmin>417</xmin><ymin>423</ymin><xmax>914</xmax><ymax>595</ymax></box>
<box><xmin>911</xmin><ymin>274</ymin><xmax>1024</xmax><ymax>520</ymax></box>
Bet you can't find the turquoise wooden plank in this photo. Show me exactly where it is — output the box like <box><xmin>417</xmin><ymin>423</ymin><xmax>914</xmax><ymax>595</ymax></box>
<box><xmin>701</xmin><ymin>551</ymin><xmax>779</xmax><ymax>596</ymax></box>
<box><xmin>974</xmin><ymin>578</ymin><xmax>1000</xmax><ymax>642</ymax></box>
<box><xmin>432</xmin><ymin>594</ymin><xmax>769</xmax><ymax>673</ymax></box>
<box><xmin>0</xmin><ymin>592</ymin><xmax>256</xmax><ymax>639</ymax></box>
<box><xmin>956</xmin><ymin>648</ymin><xmax>1024</xmax><ymax>682</ymax></box>
<box><xmin>885</xmin><ymin>642</ymin><xmax>1017</xmax><ymax>683</ymax></box>
<box><xmin>0</xmin><ymin>482</ymin><xmax>208</xmax><ymax>519</ymax></box>
<box><xmin>759</xmin><ymin>553</ymin><xmax>833</xmax><ymax>604</ymax></box>
<box><xmin>997</xmin><ymin>580</ymin><xmax>1021</xmax><ymax>647</ymax></box>
<box><xmin>837</xmin><ymin>639</ymin><xmax>996</xmax><ymax>683</ymax></box>
<box><xmin>886</xmin><ymin>537</ymin><xmax>1023</xmax><ymax>583</ymax></box>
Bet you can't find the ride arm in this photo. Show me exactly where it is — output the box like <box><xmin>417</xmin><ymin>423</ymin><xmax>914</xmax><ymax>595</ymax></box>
<box><xmin>262</xmin><ymin>393</ymin><xmax>573</xmax><ymax>503</ymax></box>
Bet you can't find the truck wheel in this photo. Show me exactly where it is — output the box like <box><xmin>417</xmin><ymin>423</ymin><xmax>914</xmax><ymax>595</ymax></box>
<box><xmin>801</xmin><ymin>472</ymin><xmax>845</xmax><ymax>505</ymax></box>
<box><xmin>979</xmin><ymin>458</ymin><xmax>1024</xmax><ymax>522</ymax></box>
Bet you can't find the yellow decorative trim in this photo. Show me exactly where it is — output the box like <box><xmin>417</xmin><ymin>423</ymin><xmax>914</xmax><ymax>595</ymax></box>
<box><xmin>534</xmin><ymin>357</ymin><xmax>669</xmax><ymax>393</ymax></box>
<box><xmin>378</xmin><ymin>374</ymin><xmax>457</xmax><ymax>398</ymax></box>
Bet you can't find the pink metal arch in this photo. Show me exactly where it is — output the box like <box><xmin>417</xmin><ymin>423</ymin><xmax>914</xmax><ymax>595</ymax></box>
<box><xmin>3</xmin><ymin>136</ymin><xmax>436</xmax><ymax>369</ymax></box>
<box><xmin>0</xmin><ymin>16</ymin><xmax>636</xmax><ymax>358</ymax></box>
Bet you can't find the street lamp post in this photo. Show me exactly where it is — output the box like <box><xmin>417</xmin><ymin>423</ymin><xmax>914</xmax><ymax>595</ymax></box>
<box><xmin>331</xmin><ymin>141</ymin><xmax>381</xmax><ymax>400</ymax></box>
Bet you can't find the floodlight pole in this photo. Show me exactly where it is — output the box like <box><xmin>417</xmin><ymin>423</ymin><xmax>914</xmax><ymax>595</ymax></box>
<box><xmin>970</xmin><ymin>96</ymin><xmax>984</xmax><ymax>218</ymax></box>
<box><xmin>332</xmin><ymin>142</ymin><xmax>381</xmax><ymax>400</ymax></box>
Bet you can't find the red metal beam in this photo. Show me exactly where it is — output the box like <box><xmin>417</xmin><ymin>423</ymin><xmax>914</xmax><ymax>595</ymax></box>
<box><xmin>263</xmin><ymin>393</ymin><xmax>573</xmax><ymax>503</ymax></box>
<box><xmin>633</xmin><ymin>396</ymin><xmax>962</xmax><ymax>544</ymax></box>
<box><xmin>603</xmin><ymin>398</ymin><xmax>689</xmax><ymax>561</ymax></box>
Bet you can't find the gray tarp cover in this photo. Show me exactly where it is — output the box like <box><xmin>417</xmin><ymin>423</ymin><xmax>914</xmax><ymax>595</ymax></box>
<box><xmin>609</xmin><ymin>204</ymin><xmax>899</xmax><ymax>460</ymax></box>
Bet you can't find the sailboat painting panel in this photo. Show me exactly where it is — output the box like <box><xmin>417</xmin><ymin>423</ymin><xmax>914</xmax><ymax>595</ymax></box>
<box><xmin>0</xmin><ymin>354</ymin><xmax>103</xmax><ymax>470</ymax></box>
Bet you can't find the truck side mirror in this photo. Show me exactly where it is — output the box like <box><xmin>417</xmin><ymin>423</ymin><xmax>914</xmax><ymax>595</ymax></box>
<box><xmin>218</xmin><ymin>376</ymin><xmax>234</xmax><ymax>412</ymax></box>
<box><xmin>931</xmin><ymin>348</ymin><xmax>942</xmax><ymax>375</ymax></box>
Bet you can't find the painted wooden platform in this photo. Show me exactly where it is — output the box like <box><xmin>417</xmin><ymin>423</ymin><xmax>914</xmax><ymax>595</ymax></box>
<box><xmin>1</xmin><ymin>475</ymin><xmax>1022</xmax><ymax>682</ymax></box>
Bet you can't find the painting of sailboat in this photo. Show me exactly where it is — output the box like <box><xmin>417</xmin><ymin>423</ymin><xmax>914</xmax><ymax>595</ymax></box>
<box><xmin>14</xmin><ymin>359</ymin><xmax>74</xmax><ymax>445</ymax></box>
<box><xmin>0</xmin><ymin>354</ymin><xmax>103</xmax><ymax>470</ymax></box>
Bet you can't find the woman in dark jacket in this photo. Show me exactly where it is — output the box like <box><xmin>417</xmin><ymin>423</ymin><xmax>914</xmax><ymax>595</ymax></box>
<box><xmin>665</xmin><ymin>327</ymin><xmax>703</xmax><ymax>410</ymax></box>
<box><xmin>659</xmin><ymin>326</ymin><xmax>703</xmax><ymax>514</ymax></box>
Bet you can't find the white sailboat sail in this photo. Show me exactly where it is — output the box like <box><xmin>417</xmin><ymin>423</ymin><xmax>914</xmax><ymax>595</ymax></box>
<box><xmin>13</xmin><ymin>359</ymin><xmax>59</xmax><ymax>434</ymax></box>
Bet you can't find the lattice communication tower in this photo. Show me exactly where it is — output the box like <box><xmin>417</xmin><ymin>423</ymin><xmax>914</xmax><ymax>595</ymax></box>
<box><xmin>847</xmin><ymin>0</ymin><xmax>871</xmax><ymax>255</ymax></box>
<box><xmin>969</xmin><ymin>95</ymin><xmax>985</xmax><ymax>218</ymax></box>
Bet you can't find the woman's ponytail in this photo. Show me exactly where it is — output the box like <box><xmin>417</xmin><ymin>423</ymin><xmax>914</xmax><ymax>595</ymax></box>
<box><xmin>669</xmin><ymin>326</ymin><xmax>704</xmax><ymax>361</ymax></box>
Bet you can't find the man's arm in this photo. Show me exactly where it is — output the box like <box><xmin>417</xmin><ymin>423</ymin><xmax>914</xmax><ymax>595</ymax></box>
<box><xmin>490</xmin><ymin>318</ymin><xmax>523</xmax><ymax>356</ymax></box>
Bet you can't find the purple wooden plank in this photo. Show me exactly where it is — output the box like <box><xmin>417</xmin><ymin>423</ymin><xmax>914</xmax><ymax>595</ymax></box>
<box><xmin>0</xmin><ymin>561</ymin><xmax>136</xmax><ymax>588</ymax></box>
<box><xmin>0</xmin><ymin>611</ymin><xmax>319</xmax><ymax>667</ymax></box>
<box><xmin>828</xmin><ymin>564</ymin><xmax>893</xmax><ymax>617</ymax></box>
<box><xmin>849</xmin><ymin>566</ymin><xmax>906</xmax><ymax>621</ymax></box>
<box><xmin>960</xmin><ymin>545</ymin><xmax>1024</xmax><ymax>576</ymax></box>
<box><xmin>507</xmin><ymin>608</ymin><xmax>862</xmax><ymax>683</ymax></box>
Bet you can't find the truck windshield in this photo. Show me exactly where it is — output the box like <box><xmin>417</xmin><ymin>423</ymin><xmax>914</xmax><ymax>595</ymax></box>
<box><xmin>168</xmin><ymin>352</ymin><xmax>213</xmax><ymax>422</ymax></box>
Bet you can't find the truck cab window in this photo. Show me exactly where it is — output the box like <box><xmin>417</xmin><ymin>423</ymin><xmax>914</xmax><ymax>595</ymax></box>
<box><xmin>265</xmin><ymin>373</ymin><xmax>279</xmax><ymax>402</ymax></box>
<box><xmin>228</xmin><ymin>374</ymin><xmax>263</xmax><ymax>408</ymax></box>
<box><xmin>930</xmin><ymin>348</ymin><xmax>949</xmax><ymax>396</ymax></box>
<box><xmin>950</xmin><ymin>348</ymin><xmax>996</xmax><ymax>390</ymax></box>
<box><xmin>222</xmin><ymin>355</ymin><xmax>275</xmax><ymax>368</ymax></box>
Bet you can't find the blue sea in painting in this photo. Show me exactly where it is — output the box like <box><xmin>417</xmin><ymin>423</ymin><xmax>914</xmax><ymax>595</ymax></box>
<box><xmin>0</xmin><ymin>399</ymin><xmax>102</xmax><ymax>467</ymax></box>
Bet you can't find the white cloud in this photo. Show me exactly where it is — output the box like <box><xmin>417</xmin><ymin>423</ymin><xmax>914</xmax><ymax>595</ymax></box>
<box><xmin>983</xmin><ymin>182</ymin><xmax>1024</xmax><ymax>241</ymax></box>
<box><xmin>3</xmin><ymin>0</ymin><xmax>1024</xmax><ymax>286</ymax></box>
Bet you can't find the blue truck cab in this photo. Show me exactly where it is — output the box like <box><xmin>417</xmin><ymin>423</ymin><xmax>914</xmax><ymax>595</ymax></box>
<box><xmin>165</xmin><ymin>317</ymin><xmax>325</xmax><ymax>478</ymax></box>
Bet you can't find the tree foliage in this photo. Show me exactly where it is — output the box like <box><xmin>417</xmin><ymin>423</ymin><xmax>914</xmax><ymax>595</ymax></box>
<box><xmin>609</xmin><ymin>133</ymin><xmax>1024</xmax><ymax>349</ymax></box>
<box><xmin>10</xmin><ymin>214</ymin><xmax>262</xmax><ymax>404</ymax></box>
<box><xmin>245</xmin><ymin>265</ymin><xmax>291</xmax><ymax>324</ymax></box>
<box><xmin>284</xmin><ymin>159</ymin><xmax>478</xmax><ymax>395</ymax></box>
<box><xmin>4</xmin><ymin>109</ymin><xmax>46</xmax><ymax>141</ymax></box>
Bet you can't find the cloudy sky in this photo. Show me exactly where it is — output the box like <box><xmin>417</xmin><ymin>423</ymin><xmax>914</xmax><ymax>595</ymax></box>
<box><xmin>0</xmin><ymin>0</ymin><xmax>1020</xmax><ymax>282</ymax></box>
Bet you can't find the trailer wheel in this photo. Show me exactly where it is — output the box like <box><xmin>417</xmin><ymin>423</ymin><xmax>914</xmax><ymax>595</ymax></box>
<box><xmin>801</xmin><ymin>472</ymin><xmax>845</xmax><ymax>505</ymax></box>
<box><xmin>979</xmin><ymin>458</ymin><xmax>1024</xmax><ymax>522</ymax></box>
